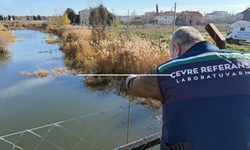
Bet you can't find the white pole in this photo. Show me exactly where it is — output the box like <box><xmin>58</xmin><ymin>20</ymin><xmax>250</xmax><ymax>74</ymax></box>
<box><xmin>128</xmin><ymin>10</ymin><xmax>129</xmax><ymax>27</ymax></box>
<box><xmin>112</xmin><ymin>8</ymin><xmax>114</xmax><ymax>28</ymax></box>
<box><xmin>172</xmin><ymin>2</ymin><xmax>177</xmax><ymax>34</ymax></box>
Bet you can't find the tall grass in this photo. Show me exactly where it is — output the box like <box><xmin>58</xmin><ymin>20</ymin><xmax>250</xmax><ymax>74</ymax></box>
<box><xmin>1</xmin><ymin>22</ymin><xmax>49</xmax><ymax>30</ymax></box>
<box><xmin>0</xmin><ymin>25</ymin><xmax>16</xmax><ymax>53</ymax></box>
<box><xmin>57</xmin><ymin>26</ymin><xmax>171</xmax><ymax>74</ymax></box>
<box><xmin>34</xmin><ymin>68</ymin><xmax>49</xmax><ymax>77</ymax></box>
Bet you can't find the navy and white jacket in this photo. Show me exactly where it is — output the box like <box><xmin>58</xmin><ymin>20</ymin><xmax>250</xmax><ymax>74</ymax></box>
<box><xmin>157</xmin><ymin>41</ymin><xmax>250</xmax><ymax>150</ymax></box>
<box><xmin>127</xmin><ymin>41</ymin><xmax>250</xmax><ymax>150</ymax></box>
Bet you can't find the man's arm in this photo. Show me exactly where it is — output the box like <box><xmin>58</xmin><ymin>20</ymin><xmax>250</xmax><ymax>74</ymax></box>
<box><xmin>126</xmin><ymin>68</ymin><xmax>163</xmax><ymax>103</ymax></box>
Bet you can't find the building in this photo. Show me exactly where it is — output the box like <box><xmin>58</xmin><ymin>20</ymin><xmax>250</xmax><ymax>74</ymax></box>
<box><xmin>235</xmin><ymin>13</ymin><xmax>244</xmax><ymax>21</ymax></box>
<box><xmin>154</xmin><ymin>13</ymin><xmax>174</xmax><ymax>25</ymax></box>
<box><xmin>79</xmin><ymin>7</ymin><xmax>93</xmax><ymax>25</ymax></box>
<box><xmin>204</xmin><ymin>11</ymin><xmax>231</xmax><ymax>21</ymax></box>
<box><xmin>46</xmin><ymin>16</ymin><xmax>56</xmax><ymax>21</ymax></box>
<box><xmin>178</xmin><ymin>11</ymin><xmax>202</xmax><ymax>26</ymax></box>
<box><xmin>18</xmin><ymin>16</ymin><xmax>29</xmax><ymax>20</ymax></box>
<box><xmin>117</xmin><ymin>16</ymin><xmax>129</xmax><ymax>25</ymax></box>
<box><xmin>145</xmin><ymin>12</ymin><xmax>156</xmax><ymax>24</ymax></box>
<box><xmin>40</xmin><ymin>16</ymin><xmax>47</xmax><ymax>21</ymax></box>
<box><xmin>205</xmin><ymin>13</ymin><xmax>214</xmax><ymax>20</ymax></box>
<box><xmin>237</xmin><ymin>7</ymin><xmax>250</xmax><ymax>21</ymax></box>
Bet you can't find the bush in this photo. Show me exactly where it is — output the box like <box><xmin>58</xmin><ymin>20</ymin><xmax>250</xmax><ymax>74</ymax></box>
<box><xmin>226</xmin><ymin>44</ymin><xmax>250</xmax><ymax>53</ymax></box>
<box><xmin>56</xmin><ymin>12</ymin><xmax>71</xmax><ymax>27</ymax></box>
<box><xmin>58</xmin><ymin>28</ymin><xmax>171</xmax><ymax>74</ymax></box>
<box><xmin>0</xmin><ymin>25</ymin><xmax>15</xmax><ymax>53</ymax></box>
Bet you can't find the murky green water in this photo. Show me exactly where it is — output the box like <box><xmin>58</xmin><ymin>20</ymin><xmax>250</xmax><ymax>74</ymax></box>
<box><xmin>0</xmin><ymin>30</ymin><xmax>161</xmax><ymax>149</ymax></box>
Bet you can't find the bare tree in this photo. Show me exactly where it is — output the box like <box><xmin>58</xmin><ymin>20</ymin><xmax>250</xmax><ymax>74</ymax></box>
<box><xmin>86</xmin><ymin>0</ymin><xmax>103</xmax><ymax>7</ymax></box>
<box><xmin>89</xmin><ymin>4</ymin><xmax>108</xmax><ymax>41</ymax></box>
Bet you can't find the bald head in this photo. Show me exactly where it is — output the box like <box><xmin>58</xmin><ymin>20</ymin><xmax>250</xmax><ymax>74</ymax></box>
<box><xmin>170</xmin><ymin>26</ymin><xmax>204</xmax><ymax>58</ymax></box>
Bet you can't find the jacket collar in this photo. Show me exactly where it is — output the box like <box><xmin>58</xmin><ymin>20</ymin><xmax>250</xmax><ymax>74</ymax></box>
<box><xmin>175</xmin><ymin>41</ymin><xmax>219</xmax><ymax>59</ymax></box>
<box><xmin>186</xmin><ymin>41</ymin><xmax>219</xmax><ymax>53</ymax></box>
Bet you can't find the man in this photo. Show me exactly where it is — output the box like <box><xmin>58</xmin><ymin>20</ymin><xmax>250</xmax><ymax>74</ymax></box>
<box><xmin>126</xmin><ymin>26</ymin><xmax>250</xmax><ymax>150</ymax></box>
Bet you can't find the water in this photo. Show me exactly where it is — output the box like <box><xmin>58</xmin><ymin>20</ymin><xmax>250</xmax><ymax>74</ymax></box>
<box><xmin>0</xmin><ymin>30</ymin><xmax>161</xmax><ymax>149</ymax></box>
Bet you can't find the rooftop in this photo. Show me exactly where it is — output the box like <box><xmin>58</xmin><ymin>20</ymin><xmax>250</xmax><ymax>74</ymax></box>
<box><xmin>180</xmin><ymin>11</ymin><xmax>202</xmax><ymax>15</ymax></box>
<box><xmin>157</xmin><ymin>13</ymin><xmax>174</xmax><ymax>16</ymax></box>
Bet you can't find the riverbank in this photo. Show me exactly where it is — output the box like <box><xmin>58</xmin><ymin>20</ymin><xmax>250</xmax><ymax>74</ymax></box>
<box><xmin>0</xmin><ymin>30</ymin><xmax>162</xmax><ymax>150</ymax></box>
<box><xmin>0</xmin><ymin>25</ymin><xmax>16</xmax><ymax>53</ymax></box>
<box><xmin>48</xmin><ymin>25</ymin><xmax>171</xmax><ymax>75</ymax></box>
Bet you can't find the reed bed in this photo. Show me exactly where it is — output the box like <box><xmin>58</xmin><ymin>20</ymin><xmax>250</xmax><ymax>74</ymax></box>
<box><xmin>34</xmin><ymin>68</ymin><xmax>49</xmax><ymax>77</ymax></box>
<box><xmin>57</xmin><ymin>26</ymin><xmax>171</xmax><ymax>74</ymax></box>
<box><xmin>1</xmin><ymin>22</ymin><xmax>49</xmax><ymax>30</ymax></box>
<box><xmin>0</xmin><ymin>25</ymin><xmax>16</xmax><ymax>53</ymax></box>
<box><xmin>19</xmin><ymin>67</ymin><xmax>76</xmax><ymax>78</ymax></box>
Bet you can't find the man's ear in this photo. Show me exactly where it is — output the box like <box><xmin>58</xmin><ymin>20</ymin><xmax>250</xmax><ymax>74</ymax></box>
<box><xmin>172</xmin><ymin>43</ymin><xmax>181</xmax><ymax>56</ymax></box>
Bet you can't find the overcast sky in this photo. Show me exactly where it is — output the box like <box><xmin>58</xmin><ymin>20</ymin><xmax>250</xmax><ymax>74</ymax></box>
<box><xmin>0</xmin><ymin>0</ymin><xmax>249</xmax><ymax>16</ymax></box>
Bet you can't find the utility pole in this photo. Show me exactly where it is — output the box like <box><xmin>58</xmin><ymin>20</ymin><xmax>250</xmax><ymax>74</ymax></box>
<box><xmin>31</xmin><ymin>9</ymin><xmax>33</xmax><ymax>21</ymax></box>
<box><xmin>172</xmin><ymin>2</ymin><xmax>177</xmax><ymax>34</ymax></box>
<box><xmin>128</xmin><ymin>10</ymin><xmax>129</xmax><ymax>27</ymax></box>
<box><xmin>112</xmin><ymin>8</ymin><xmax>114</xmax><ymax>28</ymax></box>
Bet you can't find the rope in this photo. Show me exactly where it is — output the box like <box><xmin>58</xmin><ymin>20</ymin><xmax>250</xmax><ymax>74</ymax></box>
<box><xmin>77</xmin><ymin>74</ymin><xmax>172</xmax><ymax>77</ymax></box>
<box><xmin>0</xmin><ymin>104</ymin><xmax>162</xmax><ymax>150</ymax></box>
<box><xmin>1</xmin><ymin>26</ymin><xmax>172</xmax><ymax>31</ymax></box>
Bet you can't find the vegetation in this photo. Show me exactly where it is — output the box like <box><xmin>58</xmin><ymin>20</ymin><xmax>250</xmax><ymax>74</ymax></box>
<box><xmin>46</xmin><ymin>11</ymin><xmax>71</xmax><ymax>28</ymax></box>
<box><xmin>53</xmin><ymin>26</ymin><xmax>170</xmax><ymax>75</ymax></box>
<box><xmin>2</xmin><ymin>22</ymin><xmax>49</xmax><ymax>29</ymax></box>
<box><xmin>56</xmin><ymin>12</ymin><xmax>71</xmax><ymax>27</ymax></box>
<box><xmin>66</xmin><ymin>8</ymin><xmax>77</xmax><ymax>24</ymax></box>
<box><xmin>83</xmin><ymin>76</ymin><xmax>162</xmax><ymax>111</ymax></box>
<box><xmin>0</xmin><ymin>25</ymin><xmax>16</xmax><ymax>53</ymax></box>
<box><xmin>0</xmin><ymin>52</ymin><xmax>11</xmax><ymax>70</ymax></box>
<box><xmin>34</xmin><ymin>68</ymin><xmax>49</xmax><ymax>77</ymax></box>
<box><xmin>226</xmin><ymin>44</ymin><xmax>250</xmax><ymax>52</ymax></box>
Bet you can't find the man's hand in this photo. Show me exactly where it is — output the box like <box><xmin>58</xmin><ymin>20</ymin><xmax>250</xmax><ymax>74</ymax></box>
<box><xmin>126</xmin><ymin>69</ymin><xmax>163</xmax><ymax>102</ymax></box>
<box><xmin>126</xmin><ymin>74</ymin><xmax>137</xmax><ymax>83</ymax></box>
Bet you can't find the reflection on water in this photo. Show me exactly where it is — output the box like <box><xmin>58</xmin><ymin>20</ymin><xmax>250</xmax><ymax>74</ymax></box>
<box><xmin>83</xmin><ymin>76</ymin><xmax>162</xmax><ymax>112</ymax></box>
<box><xmin>0</xmin><ymin>52</ymin><xmax>11</xmax><ymax>70</ymax></box>
<box><xmin>0</xmin><ymin>77</ymin><xmax>53</xmax><ymax>100</ymax></box>
<box><xmin>0</xmin><ymin>30</ymin><xmax>162</xmax><ymax>150</ymax></box>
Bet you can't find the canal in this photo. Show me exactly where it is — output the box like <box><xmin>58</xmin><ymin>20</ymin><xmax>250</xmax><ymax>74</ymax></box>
<box><xmin>0</xmin><ymin>30</ymin><xmax>161</xmax><ymax>149</ymax></box>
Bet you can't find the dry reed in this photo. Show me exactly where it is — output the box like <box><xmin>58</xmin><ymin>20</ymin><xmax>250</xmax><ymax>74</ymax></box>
<box><xmin>20</xmin><ymin>71</ymin><xmax>27</xmax><ymax>76</ymax></box>
<box><xmin>45</xmin><ymin>35</ymin><xmax>57</xmax><ymax>44</ymax></box>
<box><xmin>58</xmin><ymin>27</ymin><xmax>171</xmax><ymax>74</ymax></box>
<box><xmin>33</xmin><ymin>68</ymin><xmax>49</xmax><ymax>77</ymax></box>
<box><xmin>0</xmin><ymin>25</ymin><xmax>16</xmax><ymax>53</ymax></box>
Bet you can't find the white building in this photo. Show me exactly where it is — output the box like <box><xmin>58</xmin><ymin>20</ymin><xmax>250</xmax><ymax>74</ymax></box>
<box><xmin>79</xmin><ymin>8</ymin><xmax>92</xmax><ymax>25</ymax></box>
<box><xmin>154</xmin><ymin>13</ymin><xmax>174</xmax><ymax>25</ymax></box>
<box><xmin>117</xmin><ymin>16</ymin><xmax>129</xmax><ymax>24</ymax></box>
<box><xmin>205</xmin><ymin>11</ymin><xmax>231</xmax><ymax>21</ymax></box>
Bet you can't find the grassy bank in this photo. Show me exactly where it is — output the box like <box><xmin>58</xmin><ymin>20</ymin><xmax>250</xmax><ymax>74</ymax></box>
<box><xmin>52</xmin><ymin>25</ymin><xmax>171</xmax><ymax>74</ymax></box>
<box><xmin>0</xmin><ymin>25</ymin><xmax>16</xmax><ymax>53</ymax></box>
<box><xmin>1</xmin><ymin>21</ymin><xmax>49</xmax><ymax>30</ymax></box>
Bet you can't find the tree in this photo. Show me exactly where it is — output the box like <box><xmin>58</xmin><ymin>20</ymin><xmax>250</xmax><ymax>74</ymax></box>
<box><xmin>89</xmin><ymin>4</ymin><xmax>108</xmax><ymax>40</ymax></box>
<box><xmin>33</xmin><ymin>16</ymin><xmax>37</xmax><ymax>20</ymax></box>
<box><xmin>27</xmin><ymin>15</ymin><xmax>29</xmax><ymax>20</ymax></box>
<box><xmin>89</xmin><ymin>4</ymin><xmax>107</xmax><ymax>29</ymax></box>
<box><xmin>107</xmin><ymin>11</ymin><xmax>120</xmax><ymax>27</ymax></box>
<box><xmin>189</xmin><ymin>19</ymin><xmax>193</xmax><ymax>26</ymax></box>
<box><xmin>0</xmin><ymin>15</ymin><xmax>3</xmax><ymax>20</ymax></box>
<box><xmin>8</xmin><ymin>15</ymin><xmax>11</xmax><ymax>20</ymax></box>
<box><xmin>156</xmin><ymin>3</ymin><xmax>159</xmax><ymax>15</ymax></box>
<box><xmin>66</xmin><ymin>8</ymin><xmax>77</xmax><ymax>24</ymax></box>
<box><xmin>12</xmin><ymin>15</ymin><xmax>15</xmax><ymax>20</ymax></box>
<box><xmin>56</xmin><ymin>11</ymin><xmax>71</xmax><ymax>27</ymax></box>
<box><xmin>37</xmin><ymin>15</ymin><xmax>41</xmax><ymax>20</ymax></box>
